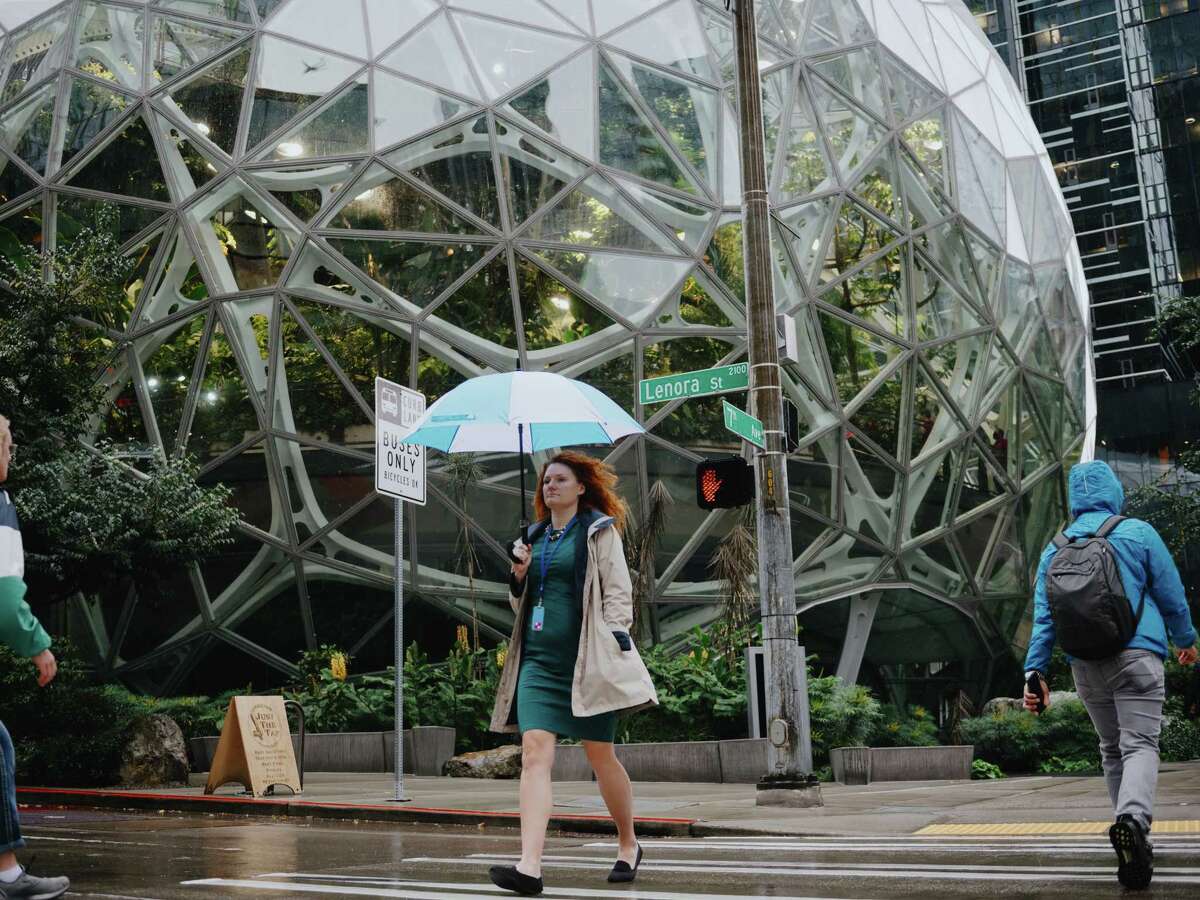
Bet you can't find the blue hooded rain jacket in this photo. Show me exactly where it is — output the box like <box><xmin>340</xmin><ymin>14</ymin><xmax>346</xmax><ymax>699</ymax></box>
<box><xmin>1024</xmin><ymin>461</ymin><xmax>1197</xmax><ymax>674</ymax></box>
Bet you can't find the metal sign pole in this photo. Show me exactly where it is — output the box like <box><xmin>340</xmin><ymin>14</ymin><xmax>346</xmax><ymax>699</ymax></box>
<box><xmin>393</xmin><ymin>497</ymin><xmax>408</xmax><ymax>802</ymax></box>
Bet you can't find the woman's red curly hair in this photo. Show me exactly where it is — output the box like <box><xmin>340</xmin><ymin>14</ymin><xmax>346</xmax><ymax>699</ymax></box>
<box><xmin>533</xmin><ymin>450</ymin><xmax>627</xmax><ymax>533</ymax></box>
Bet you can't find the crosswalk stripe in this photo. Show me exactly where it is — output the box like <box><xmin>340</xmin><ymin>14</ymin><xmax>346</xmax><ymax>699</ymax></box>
<box><xmin>582</xmin><ymin>840</ymin><xmax>1200</xmax><ymax>855</ymax></box>
<box><xmin>184</xmin><ymin>877</ymin><xmax>865</xmax><ymax>900</ymax></box>
<box><xmin>917</xmin><ymin>820</ymin><xmax>1200</xmax><ymax>836</ymax></box>
<box><xmin>405</xmin><ymin>855</ymin><xmax>1200</xmax><ymax>884</ymax></box>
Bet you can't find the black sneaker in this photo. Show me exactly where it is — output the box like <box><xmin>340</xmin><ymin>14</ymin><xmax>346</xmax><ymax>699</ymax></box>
<box><xmin>488</xmin><ymin>864</ymin><xmax>543</xmax><ymax>896</ymax></box>
<box><xmin>0</xmin><ymin>868</ymin><xmax>70</xmax><ymax>900</ymax></box>
<box><xmin>1110</xmin><ymin>814</ymin><xmax>1153</xmax><ymax>890</ymax></box>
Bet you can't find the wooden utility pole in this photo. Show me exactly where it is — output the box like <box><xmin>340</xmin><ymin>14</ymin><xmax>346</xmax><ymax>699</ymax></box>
<box><xmin>730</xmin><ymin>0</ymin><xmax>822</xmax><ymax>807</ymax></box>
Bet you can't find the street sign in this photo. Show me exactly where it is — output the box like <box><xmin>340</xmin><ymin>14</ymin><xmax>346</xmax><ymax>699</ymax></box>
<box><xmin>639</xmin><ymin>363</ymin><xmax>749</xmax><ymax>405</ymax></box>
<box><xmin>723</xmin><ymin>400</ymin><xmax>765</xmax><ymax>449</ymax></box>
<box><xmin>375</xmin><ymin>377</ymin><xmax>426</xmax><ymax>506</ymax></box>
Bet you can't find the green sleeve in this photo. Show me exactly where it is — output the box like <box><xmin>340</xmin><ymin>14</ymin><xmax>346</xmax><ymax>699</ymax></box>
<box><xmin>0</xmin><ymin>576</ymin><xmax>51</xmax><ymax>658</ymax></box>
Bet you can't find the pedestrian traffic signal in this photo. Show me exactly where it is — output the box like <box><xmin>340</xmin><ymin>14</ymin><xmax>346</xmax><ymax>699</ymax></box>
<box><xmin>696</xmin><ymin>456</ymin><xmax>755</xmax><ymax>509</ymax></box>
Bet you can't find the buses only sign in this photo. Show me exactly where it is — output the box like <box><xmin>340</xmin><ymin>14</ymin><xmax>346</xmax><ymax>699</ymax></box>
<box><xmin>375</xmin><ymin>377</ymin><xmax>426</xmax><ymax>506</ymax></box>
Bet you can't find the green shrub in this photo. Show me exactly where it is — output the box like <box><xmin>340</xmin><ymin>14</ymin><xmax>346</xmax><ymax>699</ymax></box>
<box><xmin>959</xmin><ymin>700</ymin><xmax>1098</xmax><ymax>773</ymax></box>
<box><xmin>971</xmin><ymin>759</ymin><xmax>1004</xmax><ymax>780</ymax></box>
<box><xmin>1162</xmin><ymin>715</ymin><xmax>1200</xmax><ymax>762</ymax></box>
<box><xmin>871</xmin><ymin>704</ymin><xmax>940</xmax><ymax>748</ymax></box>
<box><xmin>808</xmin><ymin>675</ymin><xmax>881</xmax><ymax>764</ymax></box>
<box><xmin>142</xmin><ymin>693</ymin><xmax>236</xmax><ymax>743</ymax></box>
<box><xmin>1038</xmin><ymin>756</ymin><xmax>1099</xmax><ymax>775</ymax></box>
<box><xmin>0</xmin><ymin>639</ymin><xmax>147</xmax><ymax>786</ymax></box>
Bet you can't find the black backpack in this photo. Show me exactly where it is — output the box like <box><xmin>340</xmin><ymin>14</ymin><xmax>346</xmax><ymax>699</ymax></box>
<box><xmin>1046</xmin><ymin>515</ymin><xmax>1144</xmax><ymax>661</ymax></box>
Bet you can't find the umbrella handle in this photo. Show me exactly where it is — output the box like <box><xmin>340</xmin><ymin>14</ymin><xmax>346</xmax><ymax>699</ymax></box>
<box><xmin>519</xmin><ymin>422</ymin><xmax>529</xmax><ymax>545</ymax></box>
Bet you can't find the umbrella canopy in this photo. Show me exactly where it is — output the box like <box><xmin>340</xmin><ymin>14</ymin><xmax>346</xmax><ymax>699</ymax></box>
<box><xmin>399</xmin><ymin>371</ymin><xmax>643</xmax><ymax>453</ymax></box>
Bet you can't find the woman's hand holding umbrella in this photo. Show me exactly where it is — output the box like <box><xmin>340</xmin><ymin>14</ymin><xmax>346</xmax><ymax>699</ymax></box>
<box><xmin>511</xmin><ymin>540</ymin><xmax>532</xmax><ymax>582</ymax></box>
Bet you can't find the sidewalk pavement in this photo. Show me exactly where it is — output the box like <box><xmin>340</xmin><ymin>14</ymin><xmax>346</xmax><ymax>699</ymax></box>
<box><xmin>18</xmin><ymin>761</ymin><xmax>1200</xmax><ymax>838</ymax></box>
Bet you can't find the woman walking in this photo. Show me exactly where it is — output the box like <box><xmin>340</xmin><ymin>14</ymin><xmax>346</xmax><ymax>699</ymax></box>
<box><xmin>487</xmin><ymin>451</ymin><xmax>658</xmax><ymax>896</ymax></box>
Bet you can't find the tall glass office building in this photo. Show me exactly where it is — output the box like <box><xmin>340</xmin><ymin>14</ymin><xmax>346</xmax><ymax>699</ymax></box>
<box><xmin>0</xmin><ymin>0</ymin><xmax>1091</xmax><ymax>708</ymax></box>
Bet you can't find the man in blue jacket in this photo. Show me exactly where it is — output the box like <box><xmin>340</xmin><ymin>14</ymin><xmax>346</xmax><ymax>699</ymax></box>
<box><xmin>1023</xmin><ymin>460</ymin><xmax>1197</xmax><ymax>891</ymax></box>
<box><xmin>0</xmin><ymin>418</ymin><xmax>69</xmax><ymax>900</ymax></box>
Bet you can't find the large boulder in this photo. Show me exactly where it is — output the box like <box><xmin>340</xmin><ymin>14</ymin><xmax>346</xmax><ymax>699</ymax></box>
<box><xmin>980</xmin><ymin>691</ymin><xmax>1079</xmax><ymax>717</ymax></box>
<box><xmin>119</xmin><ymin>714</ymin><xmax>190</xmax><ymax>787</ymax></box>
<box><xmin>443</xmin><ymin>744</ymin><xmax>522</xmax><ymax>779</ymax></box>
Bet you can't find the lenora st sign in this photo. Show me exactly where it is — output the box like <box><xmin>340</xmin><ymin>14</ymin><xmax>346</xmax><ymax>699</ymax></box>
<box><xmin>639</xmin><ymin>363</ymin><xmax>749</xmax><ymax>405</ymax></box>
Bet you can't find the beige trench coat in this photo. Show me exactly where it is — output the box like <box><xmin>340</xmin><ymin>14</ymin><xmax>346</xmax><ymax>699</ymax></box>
<box><xmin>489</xmin><ymin>514</ymin><xmax>659</xmax><ymax>734</ymax></box>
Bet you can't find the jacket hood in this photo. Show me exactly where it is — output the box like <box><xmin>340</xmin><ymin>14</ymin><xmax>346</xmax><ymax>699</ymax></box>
<box><xmin>1068</xmin><ymin>461</ymin><xmax>1124</xmax><ymax>518</ymax></box>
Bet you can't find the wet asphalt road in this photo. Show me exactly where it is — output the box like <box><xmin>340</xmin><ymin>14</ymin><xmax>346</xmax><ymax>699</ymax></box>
<box><xmin>15</xmin><ymin>807</ymin><xmax>1200</xmax><ymax>899</ymax></box>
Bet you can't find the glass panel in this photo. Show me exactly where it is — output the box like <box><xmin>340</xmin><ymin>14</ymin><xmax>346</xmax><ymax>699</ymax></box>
<box><xmin>522</xmin><ymin>174</ymin><xmax>676</xmax><ymax>252</ymax></box>
<box><xmin>507</xmin><ymin>49</ymin><xmax>594</xmax><ymax>158</ymax></box>
<box><xmin>850</xmin><ymin>150</ymin><xmax>903</xmax><ymax>230</ymax></box>
<box><xmin>66</xmin><ymin>114</ymin><xmax>170</xmax><ymax>202</ymax></box>
<box><xmin>326</xmin><ymin>237</ymin><xmax>493</xmax><ymax>310</ymax></box>
<box><xmin>307</xmin><ymin>581</ymin><xmax>392</xmax><ymax>668</ymax></box>
<box><xmin>788</xmin><ymin>430</ymin><xmax>839</xmax><ymax>521</ymax></box>
<box><xmin>980</xmin><ymin>376</ymin><xmax>1019</xmax><ymax>483</ymax></box>
<box><xmin>261</xmin><ymin>74</ymin><xmax>369</xmax><ymax>161</ymax></box>
<box><xmin>901</xmin><ymin>537</ymin><xmax>969</xmax><ymax>598</ymax></box>
<box><xmin>598</xmin><ymin>59</ymin><xmax>698</xmax><ymax>195</ymax></box>
<box><xmin>426</xmin><ymin>252</ymin><xmax>518</xmax><ymax>350</ymax></box>
<box><xmin>902</xmin><ymin>110</ymin><xmax>947</xmax><ymax>184</ymax></box>
<box><xmin>848</xmin><ymin>368</ymin><xmax>904</xmax><ymax>461</ymax></box>
<box><xmin>0</xmin><ymin>151</ymin><xmax>35</xmax><ymax>207</ymax></box>
<box><xmin>795</xmin><ymin>533</ymin><xmax>886</xmax><ymax>596</ymax></box>
<box><xmin>613</xmin><ymin>175</ymin><xmax>713</xmax><ymax>253</ymax></box>
<box><xmin>276</xmin><ymin>307</ymin><xmax>372</xmax><ymax>441</ymax></box>
<box><xmin>136</xmin><ymin>230</ymin><xmax>209</xmax><ymax>331</ymax></box>
<box><xmin>1020</xmin><ymin>473</ymin><xmax>1063</xmax><ymax>565</ymax></box>
<box><xmin>607</xmin><ymin>0</ymin><xmax>716</xmax><ymax>81</ymax></box>
<box><xmin>327</xmin><ymin>161</ymin><xmax>479</xmax><ymax>233</ymax></box>
<box><xmin>204</xmin><ymin>188</ymin><xmax>299</xmax><ymax>289</ymax></box>
<box><xmin>417</xmin><ymin>347</ymin><xmax>476</xmax><ymax>405</ymax></box>
<box><xmin>905</xmin><ymin>443</ymin><xmax>961</xmax><ymax>540</ymax></box>
<box><xmin>454</xmin><ymin>12</ymin><xmax>584</xmax><ymax>101</ymax></box>
<box><xmin>817</xmin><ymin>308</ymin><xmax>903</xmax><ymax>409</ymax></box>
<box><xmin>56</xmin><ymin>193</ymin><xmax>162</xmax><ymax>246</ymax></box>
<box><xmin>572</xmin><ymin>347</ymin><xmax>635</xmax><ymax>415</ymax></box>
<box><xmin>1</xmin><ymin>11</ymin><xmax>70</xmax><ymax>104</ymax></box>
<box><xmin>775</xmin><ymin>79</ymin><xmax>834</xmax><ymax>203</ymax></box>
<box><xmin>776</xmin><ymin>196</ymin><xmax>835</xmax><ymax>288</ymax></box>
<box><xmin>384</xmin><ymin>116</ymin><xmax>501</xmax><ymax>228</ymax></box>
<box><xmin>811</xmin><ymin>48</ymin><xmax>887</xmax><ymax>121</ymax></box>
<box><xmin>0</xmin><ymin>80</ymin><xmax>55</xmax><ymax>175</ymax></box>
<box><xmin>809</xmin><ymin>77</ymin><xmax>887</xmax><ymax>184</ymax></box>
<box><xmin>922</xmin><ymin>333</ymin><xmax>986</xmax><ymax>423</ymax></box>
<box><xmin>163</xmin><ymin>44</ymin><xmax>251</xmax><ymax>154</ymax></box>
<box><xmin>228</xmin><ymin>571</ymin><xmax>307</xmax><ymax>662</ymax></box>
<box><xmin>89</xmin><ymin>231</ymin><xmax>162</xmax><ymax>333</ymax></box>
<box><xmin>532</xmin><ymin>248</ymin><xmax>692</xmax><ymax>326</ymax></box>
<box><xmin>606</xmin><ymin>53</ymin><xmax>720</xmax><ymax>190</ymax></box>
<box><xmin>497</xmin><ymin>121</ymin><xmax>585</xmax><ymax>226</ymax></box>
<box><xmin>291</xmin><ymin>298</ymin><xmax>412</xmax><ymax>410</ymax></box>
<box><xmin>188</xmin><ymin>322</ymin><xmax>261</xmax><ymax>463</ymax></box>
<box><xmin>911</xmin><ymin>368</ymin><xmax>963</xmax><ymax>463</ymax></box>
<box><xmin>882</xmin><ymin>47</ymin><xmax>941</xmax><ymax>124</ymax></box>
<box><xmin>266</xmin><ymin>0</ymin><xmax>368</xmax><ymax>60</ymax></box>
<box><xmin>99</xmin><ymin>377</ymin><xmax>152</xmax><ymax>452</ymax></box>
<box><xmin>363</xmin><ymin>0</ymin><xmax>438</xmax><ymax>58</ymax></box>
<box><xmin>72</xmin><ymin>2</ymin><xmax>144</xmax><ymax>91</ymax></box>
<box><xmin>156</xmin><ymin>0</ymin><xmax>254</xmax><ymax>25</ymax></box>
<box><xmin>247</xmin><ymin>159</ymin><xmax>357</xmax><ymax>223</ymax></box>
<box><xmin>246</xmin><ymin>36</ymin><xmax>361</xmax><ymax>152</ymax></box>
<box><xmin>1018</xmin><ymin>382</ymin><xmax>1056</xmax><ymax>479</ymax></box>
<box><xmin>844</xmin><ymin>435</ymin><xmax>899</xmax><ymax>546</ymax></box>
<box><xmin>0</xmin><ymin>200</ymin><xmax>43</xmax><ymax>258</ymax></box>
<box><xmin>820</xmin><ymin>199</ymin><xmax>901</xmax><ymax>285</ymax></box>
<box><xmin>913</xmin><ymin>252</ymin><xmax>985</xmax><ymax>342</ymax></box>
<box><xmin>140</xmin><ymin>312</ymin><xmax>207</xmax><ymax>454</ymax></box>
<box><xmin>702</xmin><ymin>216</ymin><xmax>744</xmax><ymax>301</ymax></box>
<box><xmin>118</xmin><ymin>566</ymin><xmax>206</xmax><ymax>660</ymax></box>
<box><xmin>378</xmin><ymin>12</ymin><xmax>482</xmax><ymax>101</ymax></box>
<box><xmin>916</xmin><ymin>220</ymin><xmax>986</xmax><ymax>309</ymax></box>
<box><xmin>515</xmin><ymin>254</ymin><xmax>616</xmax><ymax>351</ymax></box>
<box><xmin>677</xmin><ymin>274</ymin><xmax>733</xmax><ymax>327</ymax></box>
<box><xmin>373</xmin><ymin>69</ymin><xmax>471</xmax><ymax>152</ymax></box>
<box><xmin>149</xmin><ymin>13</ymin><xmax>242</xmax><ymax>88</ymax></box>
<box><xmin>803</xmin><ymin>0</ymin><xmax>873</xmax><ymax>54</ymax></box>
<box><xmin>819</xmin><ymin>243</ymin><xmax>907</xmax><ymax>338</ymax></box>
<box><xmin>155</xmin><ymin>112</ymin><xmax>221</xmax><ymax>195</ymax></box>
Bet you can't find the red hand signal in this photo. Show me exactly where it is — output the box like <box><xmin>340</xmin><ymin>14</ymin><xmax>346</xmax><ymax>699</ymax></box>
<box><xmin>701</xmin><ymin>469</ymin><xmax>723</xmax><ymax>504</ymax></box>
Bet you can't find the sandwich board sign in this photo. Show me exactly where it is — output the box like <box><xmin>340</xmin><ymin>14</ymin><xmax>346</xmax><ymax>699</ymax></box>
<box><xmin>204</xmin><ymin>696</ymin><xmax>301</xmax><ymax>797</ymax></box>
<box><xmin>375</xmin><ymin>377</ymin><xmax>426</xmax><ymax>505</ymax></box>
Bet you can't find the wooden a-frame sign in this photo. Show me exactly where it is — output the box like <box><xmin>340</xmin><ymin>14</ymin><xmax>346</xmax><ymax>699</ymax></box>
<box><xmin>204</xmin><ymin>696</ymin><xmax>302</xmax><ymax>797</ymax></box>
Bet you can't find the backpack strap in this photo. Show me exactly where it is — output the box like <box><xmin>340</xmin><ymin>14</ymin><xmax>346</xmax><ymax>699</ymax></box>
<box><xmin>1096</xmin><ymin>515</ymin><xmax>1126</xmax><ymax>539</ymax></box>
<box><xmin>1051</xmin><ymin>532</ymin><xmax>1071</xmax><ymax>549</ymax></box>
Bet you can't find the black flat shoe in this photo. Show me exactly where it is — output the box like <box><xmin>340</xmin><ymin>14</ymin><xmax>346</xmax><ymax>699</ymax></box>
<box><xmin>607</xmin><ymin>844</ymin><xmax>643</xmax><ymax>883</ymax></box>
<box><xmin>1110</xmin><ymin>815</ymin><xmax>1153</xmax><ymax>890</ymax></box>
<box><xmin>489</xmin><ymin>864</ymin><xmax>544</xmax><ymax>896</ymax></box>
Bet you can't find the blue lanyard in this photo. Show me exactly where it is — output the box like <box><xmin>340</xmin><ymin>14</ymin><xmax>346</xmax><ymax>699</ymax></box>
<box><xmin>536</xmin><ymin>516</ymin><xmax>576</xmax><ymax>606</ymax></box>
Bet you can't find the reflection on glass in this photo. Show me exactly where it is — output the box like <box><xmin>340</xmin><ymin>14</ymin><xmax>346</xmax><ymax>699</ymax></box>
<box><xmin>188</xmin><ymin>323</ymin><xmax>261</xmax><ymax>462</ymax></box>
<box><xmin>2</xmin><ymin>12</ymin><xmax>70</xmax><ymax>103</ymax></box>
<box><xmin>598</xmin><ymin>61</ymin><xmax>697</xmax><ymax>195</ymax></box>
<box><xmin>1</xmin><ymin>82</ymin><xmax>56</xmax><ymax>175</ymax></box>
<box><xmin>426</xmin><ymin>252</ymin><xmax>517</xmax><ymax>350</ymax></box>
<box><xmin>385</xmin><ymin>117</ymin><xmax>501</xmax><ymax>227</ymax></box>
<box><xmin>524</xmin><ymin>174</ymin><xmax>675</xmax><ymax>252</ymax></box>
<box><xmin>67</xmin><ymin>115</ymin><xmax>170</xmax><ymax>202</ymax></box>
<box><xmin>142</xmin><ymin>313</ymin><xmax>206</xmax><ymax>455</ymax></box>
<box><xmin>56</xmin><ymin>194</ymin><xmax>162</xmax><ymax>246</ymax></box>
<box><xmin>248</xmin><ymin>160</ymin><xmax>355</xmax><ymax>223</ymax></box>
<box><xmin>164</xmin><ymin>46</ymin><xmax>250</xmax><ymax>154</ymax></box>
<box><xmin>533</xmin><ymin>248</ymin><xmax>692</xmax><ymax>326</ymax></box>
<box><xmin>150</xmin><ymin>14</ymin><xmax>242</xmax><ymax>87</ymax></box>
<box><xmin>455</xmin><ymin>13</ymin><xmax>582</xmax><ymax>101</ymax></box>
<box><xmin>327</xmin><ymin>237</ymin><xmax>492</xmax><ymax>309</ymax></box>
<box><xmin>329</xmin><ymin>162</ymin><xmax>479</xmax><ymax>233</ymax></box>
<box><xmin>206</xmin><ymin>192</ymin><xmax>297</xmax><ymax>289</ymax></box>
<box><xmin>508</xmin><ymin>50</ymin><xmax>595</xmax><ymax>158</ymax></box>
<box><xmin>818</xmin><ymin>308</ymin><xmax>904</xmax><ymax>409</ymax></box>
<box><xmin>246</xmin><ymin>36</ymin><xmax>361</xmax><ymax>151</ymax></box>
<box><xmin>516</xmin><ymin>255</ymin><xmax>615</xmax><ymax>351</ymax></box>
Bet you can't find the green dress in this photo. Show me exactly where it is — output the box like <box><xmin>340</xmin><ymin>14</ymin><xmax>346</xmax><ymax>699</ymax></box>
<box><xmin>516</xmin><ymin>524</ymin><xmax>617</xmax><ymax>742</ymax></box>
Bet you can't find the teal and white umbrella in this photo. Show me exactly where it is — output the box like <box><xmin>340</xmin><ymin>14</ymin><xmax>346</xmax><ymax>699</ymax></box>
<box><xmin>399</xmin><ymin>371</ymin><xmax>643</xmax><ymax>539</ymax></box>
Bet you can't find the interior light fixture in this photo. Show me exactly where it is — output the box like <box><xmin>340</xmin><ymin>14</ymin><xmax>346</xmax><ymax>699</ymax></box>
<box><xmin>193</xmin><ymin>121</ymin><xmax>211</xmax><ymax>136</ymax></box>
<box><xmin>924</xmin><ymin>139</ymin><xmax>944</xmax><ymax>151</ymax></box>
<box><xmin>1187</xmin><ymin>116</ymin><xmax>1197</xmax><ymax>125</ymax></box>
<box><xmin>549</xmin><ymin>294</ymin><xmax>571</xmax><ymax>310</ymax></box>
<box><xmin>146</xmin><ymin>377</ymin><xmax>160</xmax><ymax>390</ymax></box>
<box><xmin>205</xmin><ymin>391</ymin><xmax>218</xmax><ymax>403</ymax></box>
<box><xmin>276</xmin><ymin>141</ymin><xmax>304</xmax><ymax>158</ymax></box>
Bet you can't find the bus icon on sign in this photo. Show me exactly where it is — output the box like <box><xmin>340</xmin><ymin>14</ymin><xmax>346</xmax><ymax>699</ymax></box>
<box><xmin>380</xmin><ymin>386</ymin><xmax>399</xmax><ymax>417</ymax></box>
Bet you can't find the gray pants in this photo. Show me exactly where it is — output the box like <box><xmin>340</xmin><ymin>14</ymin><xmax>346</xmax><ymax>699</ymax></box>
<box><xmin>1071</xmin><ymin>649</ymin><xmax>1166</xmax><ymax>832</ymax></box>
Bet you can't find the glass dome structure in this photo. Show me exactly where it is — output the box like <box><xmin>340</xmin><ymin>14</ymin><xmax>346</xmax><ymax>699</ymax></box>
<box><xmin>0</xmin><ymin>0</ymin><xmax>1093</xmax><ymax>699</ymax></box>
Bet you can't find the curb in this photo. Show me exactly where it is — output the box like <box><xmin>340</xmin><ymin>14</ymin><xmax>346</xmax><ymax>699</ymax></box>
<box><xmin>16</xmin><ymin>787</ymin><xmax>699</xmax><ymax>838</ymax></box>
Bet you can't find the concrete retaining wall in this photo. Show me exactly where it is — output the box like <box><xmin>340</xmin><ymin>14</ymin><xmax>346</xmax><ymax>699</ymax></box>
<box><xmin>831</xmin><ymin>745</ymin><xmax>974</xmax><ymax>784</ymax></box>
<box><xmin>189</xmin><ymin>727</ymin><xmax>455</xmax><ymax>777</ymax></box>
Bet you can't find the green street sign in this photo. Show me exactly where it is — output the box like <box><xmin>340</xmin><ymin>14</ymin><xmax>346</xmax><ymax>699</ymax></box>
<box><xmin>639</xmin><ymin>363</ymin><xmax>749</xmax><ymax>405</ymax></box>
<box><xmin>722</xmin><ymin>400</ymin><xmax>765</xmax><ymax>449</ymax></box>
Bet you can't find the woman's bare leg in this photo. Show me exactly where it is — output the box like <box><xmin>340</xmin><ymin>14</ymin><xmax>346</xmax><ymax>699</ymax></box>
<box><xmin>583</xmin><ymin>740</ymin><xmax>638</xmax><ymax>863</ymax></box>
<box><xmin>517</xmin><ymin>730</ymin><xmax>557</xmax><ymax>877</ymax></box>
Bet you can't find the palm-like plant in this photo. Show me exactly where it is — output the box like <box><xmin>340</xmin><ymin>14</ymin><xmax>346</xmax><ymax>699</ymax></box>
<box><xmin>624</xmin><ymin>479</ymin><xmax>673</xmax><ymax>646</ymax></box>
<box><xmin>709</xmin><ymin>504</ymin><xmax>759</xmax><ymax>664</ymax></box>
<box><xmin>443</xmin><ymin>452</ymin><xmax>487</xmax><ymax>659</ymax></box>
